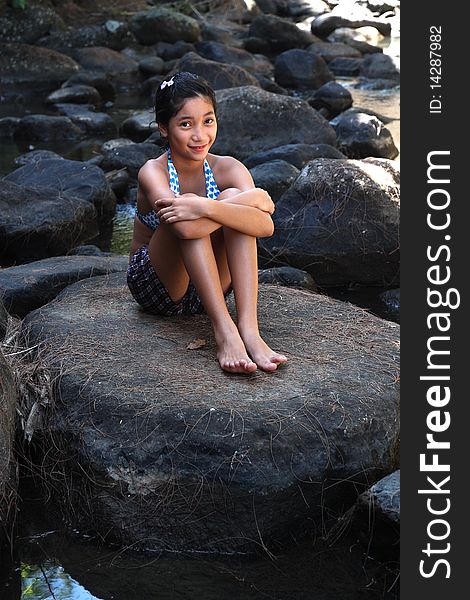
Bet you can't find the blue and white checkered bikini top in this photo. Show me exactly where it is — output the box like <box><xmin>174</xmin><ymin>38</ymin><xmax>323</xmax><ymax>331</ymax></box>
<box><xmin>135</xmin><ymin>150</ymin><xmax>221</xmax><ymax>231</ymax></box>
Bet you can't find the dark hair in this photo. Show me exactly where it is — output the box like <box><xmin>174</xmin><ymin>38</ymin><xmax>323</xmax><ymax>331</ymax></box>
<box><xmin>154</xmin><ymin>71</ymin><xmax>217</xmax><ymax>128</ymax></box>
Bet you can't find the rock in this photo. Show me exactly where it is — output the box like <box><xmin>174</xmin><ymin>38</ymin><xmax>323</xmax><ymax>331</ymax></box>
<box><xmin>0</xmin><ymin>2</ymin><xmax>64</xmax><ymax>44</ymax></box>
<box><xmin>250</xmin><ymin>160</ymin><xmax>299</xmax><ymax>202</ymax></box>
<box><xmin>0</xmin><ymin>301</ymin><xmax>7</xmax><ymax>342</ymax></box>
<box><xmin>14</xmin><ymin>150</ymin><xmax>64</xmax><ymax>167</ymax></box>
<box><xmin>46</xmin><ymin>84</ymin><xmax>102</xmax><ymax>106</ymax></box>
<box><xmin>130</xmin><ymin>8</ymin><xmax>201</xmax><ymax>45</ymax></box>
<box><xmin>245</xmin><ymin>143</ymin><xmax>345</xmax><ymax>169</ymax></box>
<box><xmin>199</xmin><ymin>18</ymin><xmax>245</xmax><ymax>45</ymax></box>
<box><xmin>212</xmin><ymin>86</ymin><xmax>337</xmax><ymax>160</ymax></box>
<box><xmin>0</xmin><ymin>117</ymin><xmax>20</xmax><ymax>138</ymax></box>
<box><xmin>154</xmin><ymin>41</ymin><xmax>196</xmax><ymax>61</ymax></box>
<box><xmin>195</xmin><ymin>41</ymin><xmax>274</xmax><ymax>76</ymax></box>
<box><xmin>68</xmin><ymin>245</ymin><xmax>113</xmax><ymax>257</ymax></box>
<box><xmin>274</xmin><ymin>48</ymin><xmax>334</xmax><ymax>89</ymax></box>
<box><xmin>331</xmin><ymin>112</ymin><xmax>399</xmax><ymax>159</ymax></box>
<box><xmin>0</xmin><ymin>181</ymin><xmax>98</xmax><ymax>266</ymax></box>
<box><xmin>307</xmin><ymin>81</ymin><xmax>353</xmax><ymax>118</ymax></box>
<box><xmin>307</xmin><ymin>41</ymin><xmax>362</xmax><ymax>62</ymax></box>
<box><xmin>0</xmin><ymin>348</ymin><xmax>17</xmax><ymax>546</ymax></box>
<box><xmin>53</xmin><ymin>104</ymin><xmax>117</xmax><ymax>137</ymax></box>
<box><xmin>105</xmin><ymin>169</ymin><xmax>131</xmax><ymax>200</ymax></box>
<box><xmin>274</xmin><ymin>0</ymin><xmax>330</xmax><ymax>18</ymax></box>
<box><xmin>63</xmin><ymin>71</ymin><xmax>116</xmax><ymax>102</ymax></box>
<box><xmin>120</xmin><ymin>111</ymin><xmax>159</xmax><ymax>143</ymax></box>
<box><xmin>138</xmin><ymin>56</ymin><xmax>165</xmax><ymax>77</ymax></box>
<box><xmin>241</xmin><ymin>36</ymin><xmax>271</xmax><ymax>56</ymax></box>
<box><xmin>360</xmin><ymin>53</ymin><xmax>400</xmax><ymax>83</ymax></box>
<box><xmin>254</xmin><ymin>74</ymin><xmax>287</xmax><ymax>94</ymax></box>
<box><xmin>13</xmin><ymin>115</ymin><xmax>83</xmax><ymax>141</ymax></box>
<box><xmin>311</xmin><ymin>13</ymin><xmax>391</xmax><ymax>38</ymax></box>
<box><xmin>352</xmin><ymin>470</ymin><xmax>400</xmax><ymax>557</ymax></box>
<box><xmin>22</xmin><ymin>273</ymin><xmax>400</xmax><ymax>553</ymax></box>
<box><xmin>72</xmin><ymin>47</ymin><xmax>138</xmax><ymax>76</ymax></box>
<box><xmin>37</xmin><ymin>21</ymin><xmax>135</xmax><ymax>53</ymax></box>
<box><xmin>0</xmin><ymin>42</ymin><xmax>79</xmax><ymax>87</ymax></box>
<box><xmin>101</xmin><ymin>138</ymin><xmax>135</xmax><ymax>152</ymax></box>
<box><xmin>344</xmin><ymin>39</ymin><xmax>384</xmax><ymax>55</ymax></box>
<box><xmin>328</xmin><ymin>57</ymin><xmax>363</xmax><ymax>77</ymax></box>
<box><xmin>258</xmin><ymin>266</ymin><xmax>317</xmax><ymax>291</ymax></box>
<box><xmin>4</xmin><ymin>159</ymin><xmax>116</xmax><ymax>225</ymax></box>
<box><xmin>101</xmin><ymin>143</ymin><xmax>162</xmax><ymax>179</ymax></box>
<box><xmin>259</xmin><ymin>158</ymin><xmax>400</xmax><ymax>286</ymax></box>
<box><xmin>380</xmin><ymin>288</ymin><xmax>400</xmax><ymax>321</ymax></box>
<box><xmin>175</xmin><ymin>52</ymin><xmax>260</xmax><ymax>90</ymax></box>
<box><xmin>249</xmin><ymin>14</ymin><xmax>317</xmax><ymax>52</ymax></box>
<box><xmin>0</xmin><ymin>255</ymin><xmax>128</xmax><ymax>318</ymax></box>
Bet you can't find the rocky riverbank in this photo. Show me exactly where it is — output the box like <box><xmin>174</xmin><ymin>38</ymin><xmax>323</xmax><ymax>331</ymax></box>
<box><xmin>1</xmin><ymin>0</ymin><xmax>400</xmax><ymax>561</ymax></box>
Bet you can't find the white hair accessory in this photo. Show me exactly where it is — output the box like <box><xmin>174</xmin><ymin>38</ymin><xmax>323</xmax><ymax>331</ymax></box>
<box><xmin>160</xmin><ymin>77</ymin><xmax>175</xmax><ymax>90</ymax></box>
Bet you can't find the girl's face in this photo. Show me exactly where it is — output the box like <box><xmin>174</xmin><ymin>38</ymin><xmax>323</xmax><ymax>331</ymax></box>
<box><xmin>159</xmin><ymin>96</ymin><xmax>217</xmax><ymax>160</ymax></box>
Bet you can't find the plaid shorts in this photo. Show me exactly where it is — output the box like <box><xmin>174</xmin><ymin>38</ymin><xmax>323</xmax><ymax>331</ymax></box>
<box><xmin>127</xmin><ymin>245</ymin><xmax>231</xmax><ymax>316</ymax></box>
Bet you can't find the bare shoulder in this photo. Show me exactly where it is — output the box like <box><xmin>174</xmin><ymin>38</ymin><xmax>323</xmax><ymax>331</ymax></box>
<box><xmin>209</xmin><ymin>154</ymin><xmax>254</xmax><ymax>191</ymax></box>
<box><xmin>138</xmin><ymin>156</ymin><xmax>167</xmax><ymax>185</ymax></box>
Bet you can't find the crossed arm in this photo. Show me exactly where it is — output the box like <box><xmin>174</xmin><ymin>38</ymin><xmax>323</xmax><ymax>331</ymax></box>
<box><xmin>138</xmin><ymin>157</ymin><xmax>275</xmax><ymax>240</ymax></box>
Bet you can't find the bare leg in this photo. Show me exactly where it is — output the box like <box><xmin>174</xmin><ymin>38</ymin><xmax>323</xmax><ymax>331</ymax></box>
<box><xmin>222</xmin><ymin>227</ymin><xmax>287</xmax><ymax>372</ymax></box>
<box><xmin>178</xmin><ymin>234</ymin><xmax>257</xmax><ymax>374</ymax></box>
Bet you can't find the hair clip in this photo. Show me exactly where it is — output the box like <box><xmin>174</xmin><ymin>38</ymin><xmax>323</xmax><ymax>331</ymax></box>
<box><xmin>160</xmin><ymin>77</ymin><xmax>175</xmax><ymax>90</ymax></box>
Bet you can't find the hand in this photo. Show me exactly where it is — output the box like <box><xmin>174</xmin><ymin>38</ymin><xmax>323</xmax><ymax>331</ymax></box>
<box><xmin>154</xmin><ymin>194</ymin><xmax>208</xmax><ymax>223</ymax></box>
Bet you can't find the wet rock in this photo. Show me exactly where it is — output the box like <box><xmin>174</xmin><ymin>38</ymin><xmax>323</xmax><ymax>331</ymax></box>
<box><xmin>0</xmin><ymin>255</ymin><xmax>128</xmax><ymax>318</ymax></box>
<box><xmin>360</xmin><ymin>53</ymin><xmax>400</xmax><ymax>83</ymax></box>
<box><xmin>72</xmin><ymin>47</ymin><xmax>139</xmax><ymax>90</ymax></box>
<box><xmin>0</xmin><ymin>42</ymin><xmax>79</xmax><ymax>86</ymax></box>
<box><xmin>195</xmin><ymin>41</ymin><xmax>274</xmax><ymax>76</ymax></box>
<box><xmin>259</xmin><ymin>158</ymin><xmax>400</xmax><ymax>286</ymax></box>
<box><xmin>307</xmin><ymin>41</ymin><xmax>362</xmax><ymax>62</ymax></box>
<box><xmin>258</xmin><ymin>266</ymin><xmax>317</xmax><ymax>291</ymax></box>
<box><xmin>248</xmin><ymin>14</ymin><xmax>318</xmax><ymax>52</ymax></box>
<box><xmin>0</xmin><ymin>181</ymin><xmax>98</xmax><ymax>265</ymax></box>
<box><xmin>328</xmin><ymin>57</ymin><xmax>363</xmax><ymax>77</ymax></box>
<box><xmin>245</xmin><ymin>143</ymin><xmax>345</xmax><ymax>169</ymax></box>
<box><xmin>0</xmin><ymin>2</ymin><xmax>64</xmax><ymax>44</ymax></box>
<box><xmin>0</xmin><ymin>347</ymin><xmax>17</xmax><ymax>545</ymax></box>
<box><xmin>307</xmin><ymin>81</ymin><xmax>353</xmax><ymax>118</ymax></box>
<box><xmin>23</xmin><ymin>274</ymin><xmax>400</xmax><ymax>553</ymax></box>
<box><xmin>250</xmin><ymin>160</ymin><xmax>299</xmax><ymax>202</ymax></box>
<box><xmin>344</xmin><ymin>39</ymin><xmax>384</xmax><ymax>55</ymax></box>
<box><xmin>14</xmin><ymin>150</ymin><xmax>64</xmax><ymax>167</ymax></box>
<box><xmin>212</xmin><ymin>86</ymin><xmax>336</xmax><ymax>160</ymax></box>
<box><xmin>46</xmin><ymin>84</ymin><xmax>102</xmax><ymax>106</ymax></box>
<box><xmin>101</xmin><ymin>143</ymin><xmax>162</xmax><ymax>180</ymax></box>
<box><xmin>241</xmin><ymin>36</ymin><xmax>272</xmax><ymax>56</ymax></box>
<box><xmin>331</xmin><ymin>112</ymin><xmax>398</xmax><ymax>159</ymax></box>
<box><xmin>175</xmin><ymin>52</ymin><xmax>260</xmax><ymax>90</ymax></box>
<box><xmin>63</xmin><ymin>71</ymin><xmax>116</xmax><ymax>102</ymax></box>
<box><xmin>274</xmin><ymin>48</ymin><xmax>334</xmax><ymax>89</ymax></box>
<box><xmin>311</xmin><ymin>13</ymin><xmax>391</xmax><ymax>38</ymax></box>
<box><xmin>5</xmin><ymin>159</ymin><xmax>116</xmax><ymax>225</ymax></box>
<box><xmin>120</xmin><ymin>110</ymin><xmax>158</xmax><ymax>143</ymax></box>
<box><xmin>130</xmin><ymin>7</ymin><xmax>201</xmax><ymax>45</ymax></box>
<box><xmin>101</xmin><ymin>138</ymin><xmax>135</xmax><ymax>152</ymax></box>
<box><xmin>105</xmin><ymin>169</ymin><xmax>131</xmax><ymax>200</ymax></box>
<box><xmin>53</xmin><ymin>104</ymin><xmax>117</xmax><ymax>137</ymax></box>
<box><xmin>13</xmin><ymin>115</ymin><xmax>83</xmax><ymax>141</ymax></box>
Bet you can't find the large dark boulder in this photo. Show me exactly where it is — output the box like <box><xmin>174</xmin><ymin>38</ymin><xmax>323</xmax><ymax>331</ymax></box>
<box><xmin>360</xmin><ymin>53</ymin><xmax>400</xmax><ymax>84</ymax></box>
<box><xmin>212</xmin><ymin>86</ymin><xmax>337</xmax><ymax>160</ymax></box>
<box><xmin>101</xmin><ymin>143</ymin><xmax>162</xmax><ymax>180</ymax></box>
<box><xmin>4</xmin><ymin>115</ymin><xmax>83</xmax><ymax>141</ymax></box>
<box><xmin>53</xmin><ymin>104</ymin><xmax>117</xmax><ymax>137</ymax></box>
<box><xmin>0</xmin><ymin>181</ymin><xmax>97</xmax><ymax>266</ymax></box>
<box><xmin>307</xmin><ymin>41</ymin><xmax>362</xmax><ymax>62</ymax></box>
<box><xmin>119</xmin><ymin>110</ymin><xmax>159</xmax><ymax>143</ymax></box>
<box><xmin>4</xmin><ymin>159</ymin><xmax>116</xmax><ymax>225</ymax></box>
<box><xmin>0</xmin><ymin>348</ymin><xmax>17</xmax><ymax>548</ymax></box>
<box><xmin>46</xmin><ymin>84</ymin><xmax>102</xmax><ymax>106</ymax></box>
<box><xmin>307</xmin><ymin>81</ymin><xmax>353</xmax><ymax>118</ymax></box>
<box><xmin>311</xmin><ymin>13</ymin><xmax>392</xmax><ymax>38</ymax></box>
<box><xmin>130</xmin><ymin>8</ymin><xmax>201</xmax><ymax>45</ymax></box>
<box><xmin>195</xmin><ymin>41</ymin><xmax>273</xmax><ymax>76</ymax></box>
<box><xmin>22</xmin><ymin>273</ymin><xmax>400</xmax><ymax>554</ymax></box>
<box><xmin>274</xmin><ymin>48</ymin><xmax>334</xmax><ymax>89</ymax></box>
<box><xmin>175</xmin><ymin>52</ymin><xmax>260</xmax><ymax>90</ymax></box>
<box><xmin>259</xmin><ymin>158</ymin><xmax>400</xmax><ymax>286</ymax></box>
<box><xmin>37</xmin><ymin>21</ymin><xmax>135</xmax><ymax>53</ymax></box>
<box><xmin>331</xmin><ymin>112</ymin><xmax>399</xmax><ymax>159</ymax></box>
<box><xmin>0</xmin><ymin>255</ymin><xmax>128</xmax><ymax>318</ymax></box>
<box><xmin>0</xmin><ymin>42</ymin><xmax>79</xmax><ymax>85</ymax></box>
<box><xmin>248</xmin><ymin>14</ymin><xmax>317</xmax><ymax>52</ymax></box>
<box><xmin>249</xmin><ymin>160</ymin><xmax>299</xmax><ymax>202</ymax></box>
<box><xmin>0</xmin><ymin>2</ymin><xmax>64</xmax><ymax>44</ymax></box>
<box><xmin>72</xmin><ymin>46</ymin><xmax>138</xmax><ymax>76</ymax></box>
<box><xmin>63</xmin><ymin>70</ymin><xmax>116</xmax><ymax>102</ymax></box>
<box><xmin>244</xmin><ymin>143</ymin><xmax>345</xmax><ymax>169</ymax></box>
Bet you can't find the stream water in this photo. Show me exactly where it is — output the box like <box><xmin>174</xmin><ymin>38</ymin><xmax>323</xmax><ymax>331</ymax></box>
<box><xmin>1</xmin><ymin>34</ymin><xmax>400</xmax><ymax>600</ymax></box>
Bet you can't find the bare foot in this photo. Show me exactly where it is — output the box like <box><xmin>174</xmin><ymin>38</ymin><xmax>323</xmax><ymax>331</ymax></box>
<box><xmin>215</xmin><ymin>328</ymin><xmax>257</xmax><ymax>374</ymax></box>
<box><xmin>240</xmin><ymin>332</ymin><xmax>287</xmax><ymax>372</ymax></box>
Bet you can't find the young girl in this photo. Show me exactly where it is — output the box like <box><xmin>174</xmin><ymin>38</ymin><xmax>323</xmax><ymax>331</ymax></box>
<box><xmin>127</xmin><ymin>71</ymin><xmax>287</xmax><ymax>374</ymax></box>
